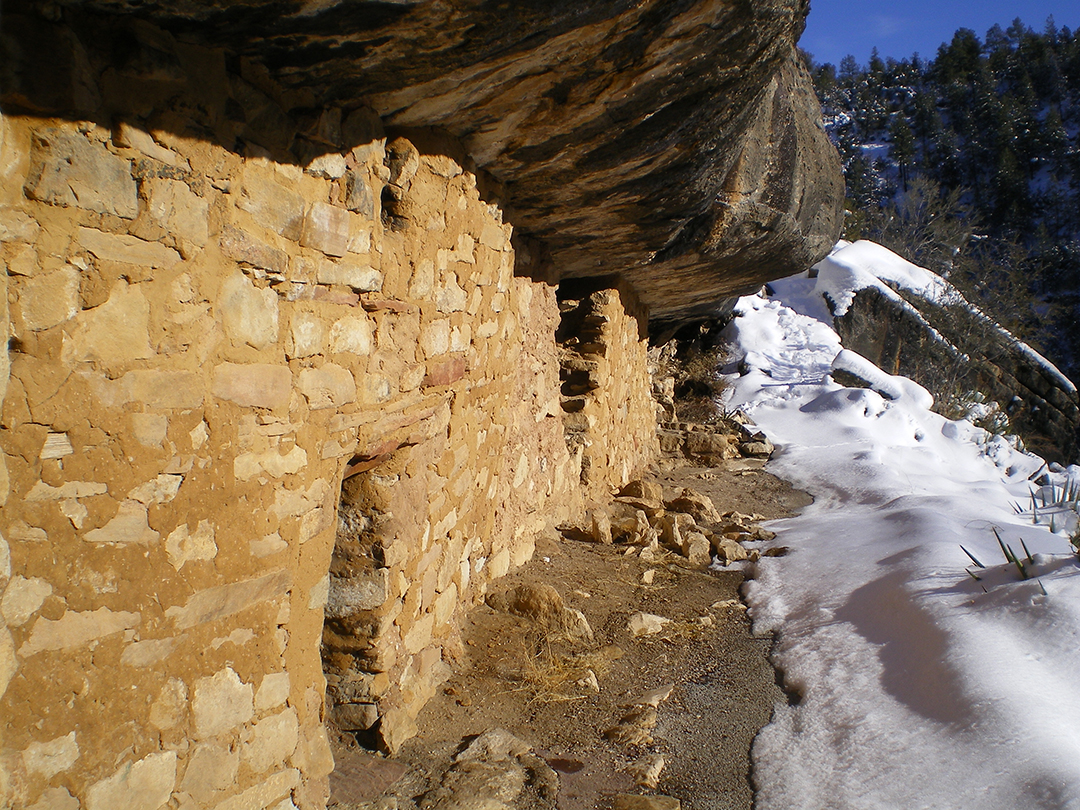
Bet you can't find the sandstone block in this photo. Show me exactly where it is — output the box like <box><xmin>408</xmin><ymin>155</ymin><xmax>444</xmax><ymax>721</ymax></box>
<box><xmin>221</xmin><ymin>271</ymin><xmax>280</xmax><ymax>349</ymax></box>
<box><xmin>307</xmin><ymin>574</ymin><xmax>329</xmax><ymax>610</ymax></box>
<box><xmin>479</xmin><ymin>220</ymin><xmax>506</xmax><ymax>249</ymax></box>
<box><xmin>287</xmin><ymin>311</ymin><xmax>326</xmax><ymax>358</ymax></box>
<box><xmin>423</xmin><ymin>356</ymin><xmax>466</xmax><ymax>388</ymax></box>
<box><xmin>131</xmin><ymin>413</ymin><xmax>168</xmax><ymax>447</ymax></box>
<box><xmin>214</xmin><ymin>768</ymin><xmax>300</xmax><ymax>810</ymax></box>
<box><xmin>378</xmin><ymin>708</ymin><xmax>418</xmax><ymax>756</ymax></box>
<box><xmin>178</xmin><ymin>741</ymin><xmax>239</xmax><ymax>805</ymax></box>
<box><xmin>96</xmin><ymin>369</ymin><xmax>205</xmax><ymax>409</ymax></box>
<box><xmin>301</xmin><ymin>201</ymin><xmax>350</xmax><ymax>256</ymax></box>
<box><xmin>681</xmin><ymin>531</ymin><xmax>713</xmax><ymax>566</ymax></box>
<box><xmin>6</xmin><ymin>244</ymin><xmax>39</xmax><ymax>278</ymax></box>
<box><xmin>250</xmin><ymin>533</ymin><xmax>288</xmax><ymax>558</ymax></box>
<box><xmin>488</xmin><ymin>548</ymin><xmax>511</xmax><ymax>581</ymax></box>
<box><xmin>62</xmin><ymin>280</ymin><xmax>153</xmax><ymax>365</ymax></box>
<box><xmin>344</xmin><ymin>169</ymin><xmax>376</xmax><ymax>218</ymax></box>
<box><xmin>628</xmin><ymin>612</ymin><xmax>670</xmax><ymax>638</ymax></box>
<box><xmin>433</xmin><ymin>582</ymin><xmax>458</xmax><ymax>627</ymax></box>
<box><xmin>120</xmin><ymin>637</ymin><xmax>180</xmax><ymax>667</ymax></box>
<box><xmin>0</xmin><ymin>207</ymin><xmax>40</xmax><ymax>243</ymax></box>
<box><xmin>329</xmin><ymin>314</ymin><xmax>374</xmax><ymax>355</ymax></box>
<box><xmin>145</xmin><ymin>178</ymin><xmax>209</xmax><ymax>245</ymax></box>
<box><xmin>27</xmin><ymin>788</ymin><xmax>79</xmax><ymax>810</ymax></box>
<box><xmin>149</xmin><ymin>678</ymin><xmax>187</xmax><ymax>730</ymax></box>
<box><xmin>83</xmin><ymin>500</ymin><xmax>159</xmax><ymax>546</ymax></box>
<box><xmin>21</xmin><ymin>732</ymin><xmax>78</xmax><ymax>779</ymax></box>
<box><xmin>435</xmin><ymin>278</ymin><xmax>468</xmax><ymax>312</ymax></box>
<box><xmin>165</xmin><ymin>520</ymin><xmax>217</xmax><ymax>570</ymax></box>
<box><xmin>115</xmin><ymin>122</ymin><xmax>184</xmax><ymax>166</ymax></box>
<box><xmin>234</xmin><ymin>445</ymin><xmax>308</xmax><ymax>480</ymax></box>
<box><xmin>255</xmin><ymin>672</ymin><xmax>291</xmax><ymax>712</ymax></box>
<box><xmin>0</xmin><ymin>627</ymin><xmax>14</xmax><ymax>699</ymax></box>
<box><xmin>410</xmin><ymin>258</ymin><xmax>435</xmax><ymax>298</ymax></box>
<box><xmin>85</xmin><ymin>752</ymin><xmax>176</xmax><ymax>810</ymax></box>
<box><xmin>20</xmin><ymin>267</ymin><xmax>79</xmax><ymax>331</ymax></box>
<box><xmin>129</xmin><ymin>474</ymin><xmax>183</xmax><ymax>505</ymax></box>
<box><xmin>619</xmin><ymin>480</ymin><xmax>664</xmax><ymax>502</ymax></box>
<box><xmin>212</xmin><ymin>363</ymin><xmax>292</xmax><ymax>409</ymax></box>
<box><xmin>220</xmin><ymin>225</ymin><xmax>289</xmax><ymax>276</ymax></box>
<box><xmin>326</xmin><ymin>569</ymin><xmax>388</xmax><ymax>616</ymax></box>
<box><xmin>25</xmin><ymin>480</ymin><xmax>106</xmax><ymax>501</ymax></box>
<box><xmin>25</xmin><ymin>128</ymin><xmax>137</xmax><ymax>218</ymax></box>
<box><xmin>357</xmin><ymin>373</ymin><xmax>392</xmax><ymax>405</ymax></box>
<box><xmin>316</xmin><ymin>258</ymin><xmax>382</xmax><ymax>291</ymax></box>
<box><xmin>165</xmin><ymin>569</ymin><xmax>290</xmax><ymax>629</ymax></box>
<box><xmin>403</xmin><ymin>612</ymin><xmax>435</xmax><ymax>654</ymax></box>
<box><xmin>306</xmin><ymin>152</ymin><xmax>347</xmax><ymax>179</ymax></box>
<box><xmin>77</xmin><ymin>226</ymin><xmax>181</xmax><ymax>268</ymax></box>
<box><xmin>299</xmin><ymin>364</ymin><xmax>356</xmax><ymax>409</ymax></box>
<box><xmin>348</xmin><ymin>224</ymin><xmax>371</xmax><ymax>254</ymax></box>
<box><xmin>242</xmin><ymin>708</ymin><xmax>299</xmax><ymax>774</ymax></box>
<box><xmin>18</xmin><ymin>605</ymin><xmax>140</xmax><ymax>655</ymax></box>
<box><xmin>420</xmin><ymin>319</ymin><xmax>451</xmax><ymax>358</ymax></box>
<box><xmin>40</xmin><ymin>433</ymin><xmax>73</xmax><ymax>460</ymax></box>
<box><xmin>239</xmin><ymin>171</ymin><xmax>305</xmax><ymax>240</ymax></box>
<box><xmin>193</xmin><ymin>666</ymin><xmax>254</xmax><ymax>738</ymax></box>
<box><xmin>332</xmin><ymin>701</ymin><xmax>379</xmax><ymax>731</ymax></box>
<box><xmin>666</xmin><ymin>488</ymin><xmax>722</xmax><ymax>524</ymax></box>
<box><xmin>1</xmin><ymin>575</ymin><xmax>52</xmax><ymax>626</ymax></box>
<box><xmin>294</xmin><ymin>715</ymin><xmax>336</xmax><ymax>777</ymax></box>
<box><xmin>683</xmin><ymin>431</ymin><xmax>738</xmax><ymax>460</ymax></box>
<box><xmin>714</xmin><ymin>539</ymin><xmax>749</xmax><ymax>564</ymax></box>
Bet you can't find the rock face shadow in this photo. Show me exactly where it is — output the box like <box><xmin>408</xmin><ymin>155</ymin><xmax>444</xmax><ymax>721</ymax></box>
<box><xmin>834</xmin><ymin>571</ymin><xmax>975</xmax><ymax>727</ymax></box>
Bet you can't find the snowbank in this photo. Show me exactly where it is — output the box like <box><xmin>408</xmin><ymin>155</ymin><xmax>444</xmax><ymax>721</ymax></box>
<box><xmin>722</xmin><ymin>246</ymin><xmax>1080</xmax><ymax>809</ymax></box>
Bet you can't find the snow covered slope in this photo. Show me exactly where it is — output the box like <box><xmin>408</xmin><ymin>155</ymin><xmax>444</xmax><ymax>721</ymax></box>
<box><xmin>722</xmin><ymin>244</ymin><xmax>1080</xmax><ymax>809</ymax></box>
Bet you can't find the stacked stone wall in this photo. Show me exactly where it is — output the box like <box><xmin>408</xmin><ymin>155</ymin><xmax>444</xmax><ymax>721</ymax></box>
<box><xmin>559</xmin><ymin>279</ymin><xmax>659</xmax><ymax>501</ymax></box>
<box><xmin>0</xmin><ymin>15</ymin><xmax>657</xmax><ymax>810</ymax></box>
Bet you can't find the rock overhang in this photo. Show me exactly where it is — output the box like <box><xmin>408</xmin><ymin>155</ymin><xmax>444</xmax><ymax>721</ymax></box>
<box><xmin>7</xmin><ymin>0</ymin><xmax>844</xmax><ymax>323</ymax></box>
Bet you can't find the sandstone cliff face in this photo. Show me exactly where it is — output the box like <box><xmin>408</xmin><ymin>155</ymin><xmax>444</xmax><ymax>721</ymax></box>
<box><xmin>0</xmin><ymin>2</ymin><xmax>843</xmax><ymax>808</ymax></box>
<box><xmin>7</xmin><ymin>0</ymin><xmax>843</xmax><ymax>319</ymax></box>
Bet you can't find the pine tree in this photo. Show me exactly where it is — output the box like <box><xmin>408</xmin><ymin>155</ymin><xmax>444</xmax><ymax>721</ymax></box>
<box><xmin>889</xmin><ymin>116</ymin><xmax>916</xmax><ymax>191</ymax></box>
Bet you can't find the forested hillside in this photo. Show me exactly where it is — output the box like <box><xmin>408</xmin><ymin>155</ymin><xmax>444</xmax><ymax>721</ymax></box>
<box><xmin>808</xmin><ymin>17</ymin><xmax>1080</xmax><ymax>386</ymax></box>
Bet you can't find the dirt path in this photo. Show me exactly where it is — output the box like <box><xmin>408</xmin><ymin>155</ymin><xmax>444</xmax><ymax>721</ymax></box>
<box><xmin>329</xmin><ymin>460</ymin><xmax>811</xmax><ymax>809</ymax></box>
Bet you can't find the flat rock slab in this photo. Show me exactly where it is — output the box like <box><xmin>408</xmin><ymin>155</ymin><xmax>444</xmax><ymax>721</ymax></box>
<box><xmin>328</xmin><ymin>748</ymin><xmax>407</xmax><ymax>804</ymax></box>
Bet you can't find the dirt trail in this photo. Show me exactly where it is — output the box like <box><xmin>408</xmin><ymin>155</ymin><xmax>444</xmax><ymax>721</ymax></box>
<box><xmin>329</xmin><ymin>460</ymin><xmax>812</xmax><ymax>809</ymax></box>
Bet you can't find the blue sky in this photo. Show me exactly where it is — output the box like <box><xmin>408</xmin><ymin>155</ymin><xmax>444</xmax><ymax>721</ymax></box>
<box><xmin>802</xmin><ymin>1</ymin><xmax>1078</xmax><ymax>67</ymax></box>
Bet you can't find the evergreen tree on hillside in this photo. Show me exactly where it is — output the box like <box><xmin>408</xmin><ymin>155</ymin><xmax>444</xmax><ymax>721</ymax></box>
<box><xmin>808</xmin><ymin>17</ymin><xmax>1080</xmax><ymax>385</ymax></box>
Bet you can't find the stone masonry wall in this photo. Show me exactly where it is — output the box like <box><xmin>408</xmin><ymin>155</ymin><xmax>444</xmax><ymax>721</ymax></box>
<box><xmin>0</xmin><ymin>22</ymin><xmax>657</xmax><ymax>810</ymax></box>
<box><xmin>558</xmin><ymin>279</ymin><xmax>659</xmax><ymax>501</ymax></box>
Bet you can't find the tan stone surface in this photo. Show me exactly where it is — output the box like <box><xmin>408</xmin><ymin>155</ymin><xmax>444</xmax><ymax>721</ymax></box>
<box><xmin>62</xmin><ymin>280</ymin><xmax>154</xmax><ymax>366</ymax></box>
<box><xmin>192</xmin><ymin>667</ymin><xmax>255</xmax><ymax>739</ymax></box>
<box><xmin>21</xmin><ymin>732</ymin><xmax>79</xmax><ymax>780</ymax></box>
<box><xmin>85</xmin><ymin>751</ymin><xmax>176</xmax><ymax>810</ymax></box>
<box><xmin>19</xmin><ymin>607</ymin><xmax>141</xmax><ymax>656</ymax></box>
<box><xmin>0</xmin><ymin>57</ymin><xmax>636</xmax><ymax>806</ymax></box>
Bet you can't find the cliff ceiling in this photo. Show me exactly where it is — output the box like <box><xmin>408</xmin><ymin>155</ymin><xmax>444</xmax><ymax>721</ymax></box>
<box><xmin>4</xmin><ymin>0</ymin><xmax>844</xmax><ymax>321</ymax></box>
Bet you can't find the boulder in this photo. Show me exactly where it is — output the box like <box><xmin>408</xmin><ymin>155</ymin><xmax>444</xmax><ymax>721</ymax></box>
<box><xmin>618</xmin><ymin>480</ymin><xmax>664</xmax><ymax>503</ymax></box>
<box><xmin>665</xmin><ymin>488</ymin><xmax>723</xmax><ymax>525</ymax></box>
<box><xmin>680</xmin><ymin>531</ymin><xmax>713</xmax><ymax>566</ymax></box>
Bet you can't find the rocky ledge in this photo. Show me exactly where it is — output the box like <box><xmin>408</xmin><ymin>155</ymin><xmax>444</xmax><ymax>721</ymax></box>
<box><xmin>5</xmin><ymin>0</ymin><xmax>843</xmax><ymax>322</ymax></box>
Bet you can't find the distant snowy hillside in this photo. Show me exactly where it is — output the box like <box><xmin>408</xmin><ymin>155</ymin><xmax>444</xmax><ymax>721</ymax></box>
<box><xmin>810</xmin><ymin>19</ymin><xmax>1080</xmax><ymax>390</ymax></box>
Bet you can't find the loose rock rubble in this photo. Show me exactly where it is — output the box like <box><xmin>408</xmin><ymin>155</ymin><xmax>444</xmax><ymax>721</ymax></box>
<box><xmin>563</xmin><ymin>476</ymin><xmax>778</xmax><ymax>574</ymax></box>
